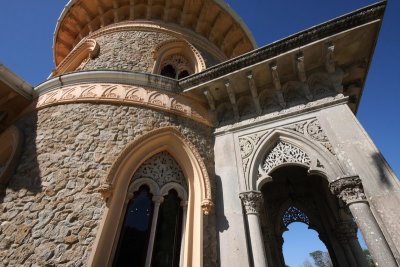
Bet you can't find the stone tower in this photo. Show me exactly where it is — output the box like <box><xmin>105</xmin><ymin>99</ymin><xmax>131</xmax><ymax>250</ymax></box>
<box><xmin>0</xmin><ymin>1</ymin><xmax>399</xmax><ymax>267</ymax></box>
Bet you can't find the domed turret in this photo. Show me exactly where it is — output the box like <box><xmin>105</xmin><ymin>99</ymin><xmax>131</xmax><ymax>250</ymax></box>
<box><xmin>52</xmin><ymin>0</ymin><xmax>256</xmax><ymax>76</ymax></box>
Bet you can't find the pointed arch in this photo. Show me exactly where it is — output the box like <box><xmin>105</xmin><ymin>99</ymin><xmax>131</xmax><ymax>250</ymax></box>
<box><xmin>87</xmin><ymin>127</ymin><xmax>212</xmax><ymax>267</ymax></box>
<box><xmin>248</xmin><ymin>128</ymin><xmax>346</xmax><ymax>191</ymax></box>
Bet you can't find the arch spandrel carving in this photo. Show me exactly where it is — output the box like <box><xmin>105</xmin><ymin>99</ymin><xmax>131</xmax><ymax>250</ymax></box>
<box><xmin>240</xmin><ymin>126</ymin><xmax>347</xmax><ymax>191</ymax></box>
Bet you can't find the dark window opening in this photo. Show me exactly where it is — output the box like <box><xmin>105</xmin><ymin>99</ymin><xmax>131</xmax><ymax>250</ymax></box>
<box><xmin>178</xmin><ymin>70</ymin><xmax>190</xmax><ymax>79</ymax></box>
<box><xmin>151</xmin><ymin>190</ymin><xmax>183</xmax><ymax>267</ymax></box>
<box><xmin>160</xmin><ymin>64</ymin><xmax>177</xmax><ymax>79</ymax></box>
<box><xmin>113</xmin><ymin>186</ymin><xmax>154</xmax><ymax>267</ymax></box>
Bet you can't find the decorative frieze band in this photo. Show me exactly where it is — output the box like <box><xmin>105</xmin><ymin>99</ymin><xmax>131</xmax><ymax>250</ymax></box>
<box><xmin>239</xmin><ymin>191</ymin><xmax>264</xmax><ymax>215</ymax></box>
<box><xmin>329</xmin><ymin>175</ymin><xmax>367</xmax><ymax>205</ymax></box>
<box><xmin>36</xmin><ymin>83</ymin><xmax>213</xmax><ymax>126</ymax></box>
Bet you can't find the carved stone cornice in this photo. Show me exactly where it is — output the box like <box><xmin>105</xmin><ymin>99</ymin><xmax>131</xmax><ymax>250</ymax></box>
<box><xmin>214</xmin><ymin>95</ymin><xmax>347</xmax><ymax>135</ymax></box>
<box><xmin>179</xmin><ymin>2</ymin><xmax>386</xmax><ymax>89</ymax></box>
<box><xmin>239</xmin><ymin>191</ymin><xmax>264</xmax><ymax>215</ymax></box>
<box><xmin>35</xmin><ymin>83</ymin><xmax>213</xmax><ymax>127</ymax></box>
<box><xmin>329</xmin><ymin>175</ymin><xmax>367</xmax><ymax>205</ymax></box>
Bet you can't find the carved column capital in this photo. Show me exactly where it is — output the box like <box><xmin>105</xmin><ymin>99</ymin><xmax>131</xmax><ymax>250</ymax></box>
<box><xmin>239</xmin><ymin>191</ymin><xmax>264</xmax><ymax>215</ymax></box>
<box><xmin>329</xmin><ymin>175</ymin><xmax>367</xmax><ymax>205</ymax></box>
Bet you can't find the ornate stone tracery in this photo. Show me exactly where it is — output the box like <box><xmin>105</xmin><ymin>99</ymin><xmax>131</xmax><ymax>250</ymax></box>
<box><xmin>132</xmin><ymin>151</ymin><xmax>187</xmax><ymax>190</ymax></box>
<box><xmin>238</xmin><ymin>130</ymin><xmax>269</xmax><ymax>172</ymax></box>
<box><xmin>282</xmin><ymin>206</ymin><xmax>310</xmax><ymax>227</ymax></box>
<box><xmin>260</xmin><ymin>141</ymin><xmax>311</xmax><ymax>175</ymax></box>
<box><xmin>329</xmin><ymin>175</ymin><xmax>367</xmax><ymax>205</ymax></box>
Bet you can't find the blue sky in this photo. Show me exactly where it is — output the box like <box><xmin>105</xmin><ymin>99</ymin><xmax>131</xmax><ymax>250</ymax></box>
<box><xmin>0</xmin><ymin>1</ymin><xmax>398</xmax><ymax>266</ymax></box>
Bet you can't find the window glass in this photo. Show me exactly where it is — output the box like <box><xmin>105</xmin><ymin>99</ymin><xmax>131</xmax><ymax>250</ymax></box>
<box><xmin>113</xmin><ymin>186</ymin><xmax>154</xmax><ymax>267</ymax></box>
<box><xmin>151</xmin><ymin>190</ymin><xmax>183</xmax><ymax>267</ymax></box>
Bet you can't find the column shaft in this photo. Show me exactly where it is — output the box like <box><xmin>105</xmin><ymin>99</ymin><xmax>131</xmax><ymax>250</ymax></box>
<box><xmin>247</xmin><ymin>213</ymin><xmax>268</xmax><ymax>267</ymax></box>
<box><xmin>145</xmin><ymin>196</ymin><xmax>163</xmax><ymax>267</ymax></box>
<box><xmin>349</xmin><ymin>202</ymin><xmax>397</xmax><ymax>267</ymax></box>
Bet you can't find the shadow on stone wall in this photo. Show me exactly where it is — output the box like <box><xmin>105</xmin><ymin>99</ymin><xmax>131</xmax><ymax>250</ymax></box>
<box><xmin>215</xmin><ymin>175</ymin><xmax>229</xmax><ymax>233</ymax></box>
<box><xmin>371</xmin><ymin>152</ymin><xmax>396</xmax><ymax>188</ymax></box>
<box><xmin>0</xmin><ymin>111</ymin><xmax>41</xmax><ymax>202</ymax></box>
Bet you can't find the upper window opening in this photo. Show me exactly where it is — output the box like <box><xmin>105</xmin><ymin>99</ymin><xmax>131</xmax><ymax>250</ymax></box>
<box><xmin>160</xmin><ymin>64</ymin><xmax>177</xmax><ymax>79</ymax></box>
<box><xmin>153</xmin><ymin>40</ymin><xmax>206</xmax><ymax>80</ymax></box>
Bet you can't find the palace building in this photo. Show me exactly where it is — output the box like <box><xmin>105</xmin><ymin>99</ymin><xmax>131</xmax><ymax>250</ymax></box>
<box><xmin>0</xmin><ymin>1</ymin><xmax>399</xmax><ymax>266</ymax></box>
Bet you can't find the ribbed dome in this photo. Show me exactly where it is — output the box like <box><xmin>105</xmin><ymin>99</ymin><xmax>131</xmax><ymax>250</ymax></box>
<box><xmin>53</xmin><ymin>0</ymin><xmax>257</xmax><ymax>66</ymax></box>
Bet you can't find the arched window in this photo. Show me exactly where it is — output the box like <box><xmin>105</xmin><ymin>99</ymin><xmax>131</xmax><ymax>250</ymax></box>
<box><xmin>153</xmin><ymin>40</ymin><xmax>206</xmax><ymax>80</ymax></box>
<box><xmin>112</xmin><ymin>152</ymin><xmax>188</xmax><ymax>267</ymax></box>
<box><xmin>159</xmin><ymin>54</ymin><xmax>192</xmax><ymax>80</ymax></box>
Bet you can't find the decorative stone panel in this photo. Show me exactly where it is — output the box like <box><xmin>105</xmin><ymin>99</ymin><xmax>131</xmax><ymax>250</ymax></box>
<box><xmin>260</xmin><ymin>141</ymin><xmax>312</xmax><ymax>175</ymax></box>
<box><xmin>132</xmin><ymin>151</ymin><xmax>187</xmax><ymax>190</ymax></box>
<box><xmin>36</xmin><ymin>83</ymin><xmax>212</xmax><ymax>127</ymax></box>
<box><xmin>285</xmin><ymin>118</ymin><xmax>335</xmax><ymax>155</ymax></box>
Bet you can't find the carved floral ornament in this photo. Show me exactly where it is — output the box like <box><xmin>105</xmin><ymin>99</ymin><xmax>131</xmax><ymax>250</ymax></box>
<box><xmin>329</xmin><ymin>175</ymin><xmax>367</xmax><ymax>205</ymax></box>
<box><xmin>239</xmin><ymin>191</ymin><xmax>264</xmax><ymax>215</ymax></box>
<box><xmin>36</xmin><ymin>83</ymin><xmax>213</xmax><ymax>127</ymax></box>
<box><xmin>238</xmin><ymin>118</ymin><xmax>336</xmax><ymax>185</ymax></box>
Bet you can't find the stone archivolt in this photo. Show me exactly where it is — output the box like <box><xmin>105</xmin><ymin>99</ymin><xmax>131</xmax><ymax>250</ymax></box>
<box><xmin>36</xmin><ymin>83</ymin><xmax>213</xmax><ymax>126</ymax></box>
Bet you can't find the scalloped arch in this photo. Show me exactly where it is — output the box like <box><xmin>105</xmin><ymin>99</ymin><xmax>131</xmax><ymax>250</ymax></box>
<box><xmin>247</xmin><ymin>129</ymin><xmax>346</xmax><ymax>191</ymax></box>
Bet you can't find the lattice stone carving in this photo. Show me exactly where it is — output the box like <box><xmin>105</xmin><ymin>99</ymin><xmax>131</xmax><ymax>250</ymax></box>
<box><xmin>282</xmin><ymin>206</ymin><xmax>310</xmax><ymax>227</ymax></box>
<box><xmin>261</xmin><ymin>141</ymin><xmax>311</xmax><ymax>174</ymax></box>
<box><xmin>133</xmin><ymin>151</ymin><xmax>187</xmax><ymax>190</ymax></box>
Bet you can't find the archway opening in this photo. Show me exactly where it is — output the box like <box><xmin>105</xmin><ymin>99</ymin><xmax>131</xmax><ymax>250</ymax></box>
<box><xmin>259</xmin><ymin>165</ymin><xmax>366</xmax><ymax>267</ymax></box>
<box><xmin>283</xmin><ymin>222</ymin><xmax>332</xmax><ymax>267</ymax></box>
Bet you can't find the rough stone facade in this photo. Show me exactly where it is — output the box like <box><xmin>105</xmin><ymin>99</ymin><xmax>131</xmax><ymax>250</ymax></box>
<box><xmin>81</xmin><ymin>30</ymin><xmax>220</xmax><ymax>73</ymax></box>
<box><xmin>82</xmin><ymin>31</ymin><xmax>177</xmax><ymax>72</ymax></box>
<box><xmin>0</xmin><ymin>103</ymin><xmax>215</xmax><ymax>266</ymax></box>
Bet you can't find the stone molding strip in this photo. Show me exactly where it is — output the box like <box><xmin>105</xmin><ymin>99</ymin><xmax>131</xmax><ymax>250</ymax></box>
<box><xmin>179</xmin><ymin>1</ymin><xmax>386</xmax><ymax>90</ymax></box>
<box><xmin>35</xmin><ymin>70</ymin><xmax>179</xmax><ymax>95</ymax></box>
<box><xmin>36</xmin><ymin>82</ymin><xmax>213</xmax><ymax>127</ymax></box>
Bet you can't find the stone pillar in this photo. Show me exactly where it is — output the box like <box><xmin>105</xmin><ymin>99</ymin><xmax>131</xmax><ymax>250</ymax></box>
<box><xmin>336</xmin><ymin>221</ymin><xmax>369</xmax><ymax>267</ymax></box>
<box><xmin>330</xmin><ymin>175</ymin><xmax>397</xmax><ymax>267</ymax></box>
<box><xmin>335</xmin><ymin>223</ymin><xmax>359</xmax><ymax>266</ymax></box>
<box><xmin>145</xmin><ymin>195</ymin><xmax>164</xmax><ymax>267</ymax></box>
<box><xmin>239</xmin><ymin>191</ymin><xmax>268</xmax><ymax>267</ymax></box>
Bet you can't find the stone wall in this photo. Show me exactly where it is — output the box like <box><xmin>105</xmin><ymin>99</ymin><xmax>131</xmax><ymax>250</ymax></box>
<box><xmin>0</xmin><ymin>103</ymin><xmax>215</xmax><ymax>266</ymax></box>
<box><xmin>81</xmin><ymin>30</ymin><xmax>221</xmax><ymax>73</ymax></box>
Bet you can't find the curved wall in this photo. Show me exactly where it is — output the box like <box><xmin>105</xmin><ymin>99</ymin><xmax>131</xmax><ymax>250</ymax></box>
<box><xmin>0</xmin><ymin>103</ymin><xmax>216</xmax><ymax>266</ymax></box>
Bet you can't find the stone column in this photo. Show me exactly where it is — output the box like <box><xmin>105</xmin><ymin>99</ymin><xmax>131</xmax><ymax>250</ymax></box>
<box><xmin>336</xmin><ymin>221</ymin><xmax>369</xmax><ymax>267</ymax></box>
<box><xmin>335</xmin><ymin>223</ymin><xmax>359</xmax><ymax>267</ymax></box>
<box><xmin>145</xmin><ymin>195</ymin><xmax>164</xmax><ymax>267</ymax></box>
<box><xmin>330</xmin><ymin>175</ymin><xmax>397</xmax><ymax>267</ymax></box>
<box><xmin>239</xmin><ymin>191</ymin><xmax>268</xmax><ymax>267</ymax></box>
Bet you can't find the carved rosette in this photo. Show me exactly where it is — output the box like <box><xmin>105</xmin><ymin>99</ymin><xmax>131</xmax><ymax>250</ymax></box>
<box><xmin>329</xmin><ymin>175</ymin><xmax>367</xmax><ymax>205</ymax></box>
<box><xmin>238</xmin><ymin>130</ymin><xmax>268</xmax><ymax>173</ymax></box>
<box><xmin>285</xmin><ymin>119</ymin><xmax>335</xmax><ymax>155</ymax></box>
<box><xmin>239</xmin><ymin>191</ymin><xmax>264</xmax><ymax>215</ymax></box>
